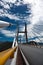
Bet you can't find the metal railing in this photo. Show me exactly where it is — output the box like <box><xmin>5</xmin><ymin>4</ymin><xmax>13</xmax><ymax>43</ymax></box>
<box><xmin>0</xmin><ymin>46</ymin><xmax>17</xmax><ymax>65</ymax></box>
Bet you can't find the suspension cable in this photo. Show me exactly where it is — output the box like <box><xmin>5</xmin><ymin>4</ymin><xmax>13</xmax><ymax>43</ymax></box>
<box><xmin>31</xmin><ymin>28</ymin><xmax>42</xmax><ymax>43</ymax></box>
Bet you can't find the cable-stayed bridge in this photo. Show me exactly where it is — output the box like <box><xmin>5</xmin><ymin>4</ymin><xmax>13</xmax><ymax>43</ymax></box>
<box><xmin>0</xmin><ymin>22</ymin><xmax>43</xmax><ymax>65</ymax></box>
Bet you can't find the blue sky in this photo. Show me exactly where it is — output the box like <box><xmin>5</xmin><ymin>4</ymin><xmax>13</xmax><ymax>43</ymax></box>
<box><xmin>0</xmin><ymin>0</ymin><xmax>43</xmax><ymax>42</ymax></box>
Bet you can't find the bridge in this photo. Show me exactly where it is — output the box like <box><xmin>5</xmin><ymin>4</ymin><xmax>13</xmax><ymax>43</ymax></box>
<box><xmin>0</xmin><ymin>22</ymin><xmax>43</xmax><ymax>65</ymax></box>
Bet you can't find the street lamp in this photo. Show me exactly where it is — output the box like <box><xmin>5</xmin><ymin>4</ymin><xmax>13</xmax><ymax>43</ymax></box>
<box><xmin>0</xmin><ymin>21</ymin><xmax>14</xmax><ymax>28</ymax></box>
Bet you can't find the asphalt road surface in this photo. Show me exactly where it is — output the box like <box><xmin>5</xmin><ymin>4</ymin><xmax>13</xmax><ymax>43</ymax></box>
<box><xmin>19</xmin><ymin>44</ymin><xmax>43</xmax><ymax>65</ymax></box>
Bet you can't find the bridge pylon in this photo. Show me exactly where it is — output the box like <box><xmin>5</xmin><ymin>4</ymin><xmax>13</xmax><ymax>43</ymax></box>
<box><xmin>16</xmin><ymin>22</ymin><xmax>28</xmax><ymax>43</ymax></box>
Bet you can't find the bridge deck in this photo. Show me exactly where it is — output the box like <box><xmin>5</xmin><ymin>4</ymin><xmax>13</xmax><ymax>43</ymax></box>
<box><xmin>16</xmin><ymin>47</ymin><xmax>26</xmax><ymax>65</ymax></box>
<box><xmin>19</xmin><ymin>44</ymin><xmax>43</xmax><ymax>65</ymax></box>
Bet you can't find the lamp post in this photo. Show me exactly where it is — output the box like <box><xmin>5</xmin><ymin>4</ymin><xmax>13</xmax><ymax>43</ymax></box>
<box><xmin>0</xmin><ymin>21</ymin><xmax>14</xmax><ymax>28</ymax></box>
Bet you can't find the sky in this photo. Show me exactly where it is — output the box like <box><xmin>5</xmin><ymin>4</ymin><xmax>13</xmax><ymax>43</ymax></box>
<box><xmin>0</xmin><ymin>0</ymin><xmax>43</xmax><ymax>42</ymax></box>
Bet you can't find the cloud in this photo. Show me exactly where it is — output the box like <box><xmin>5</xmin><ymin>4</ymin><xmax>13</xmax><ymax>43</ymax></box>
<box><xmin>0</xmin><ymin>1</ymin><xmax>10</xmax><ymax>9</ymax></box>
<box><xmin>0</xmin><ymin>0</ymin><xmax>43</xmax><ymax>42</ymax></box>
<box><xmin>1</xmin><ymin>0</ymin><xmax>43</xmax><ymax>25</ymax></box>
<box><xmin>31</xmin><ymin>0</ymin><xmax>43</xmax><ymax>25</ymax></box>
<box><xmin>0</xmin><ymin>1</ymin><xmax>21</xmax><ymax>20</ymax></box>
<box><xmin>2</xmin><ymin>0</ymin><xmax>16</xmax><ymax>3</ymax></box>
<box><xmin>0</xmin><ymin>10</ymin><xmax>21</xmax><ymax>21</ymax></box>
<box><xmin>23</xmin><ymin>0</ymin><xmax>43</xmax><ymax>25</ymax></box>
<box><xmin>0</xmin><ymin>1</ymin><xmax>31</xmax><ymax>21</ymax></box>
<box><xmin>23</xmin><ymin>0</ymin><xmax>43</xmax><ymax>42</ymax></box>
<box><xmin>0</xmin><ymin>29</ymin><xmax>15</xmax><ymax>37</ymax></box>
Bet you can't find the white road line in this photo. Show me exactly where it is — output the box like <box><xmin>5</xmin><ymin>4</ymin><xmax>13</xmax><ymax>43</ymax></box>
<box><xmin>10</xmin><ymin>48</ymin><xmax>18</xmax><ymax>65</ymax></box>
<box><xmin>20</xmin><ymin>48</ymin><xmax>30</xmax><ymax>65</ymax></box>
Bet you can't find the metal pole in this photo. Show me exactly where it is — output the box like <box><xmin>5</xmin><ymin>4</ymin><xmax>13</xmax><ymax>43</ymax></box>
<box><xmin>25</xmin><ymin>22</ymin><xmax>28</xmax><ymax>43</ymax></box>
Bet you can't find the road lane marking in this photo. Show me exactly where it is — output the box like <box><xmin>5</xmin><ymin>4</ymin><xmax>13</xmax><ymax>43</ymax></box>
<box><xmin>20</xmin><ymin>48</ymin><xmax>30</xmax><ymax>65</ymax></box>
<box><xmin>10</xmin><ymin>48</ymin><xmax>18</xmax><ymax>65</ymax></box>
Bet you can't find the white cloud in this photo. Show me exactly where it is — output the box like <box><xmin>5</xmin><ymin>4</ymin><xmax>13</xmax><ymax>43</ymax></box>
<box><xmin>31</xmin><ymin>0</ymin><xmax>43</xmax><ymax>25</ymax></box>
<box><xmin>4</xmin><ymin>4</ymin><xmax>10</xmax><ymax>9</ymax></box>
<box><xmin>40</xmin><ymin>32</ymin><xmax>43</xmax><ymax>36</ymax></box>
<box><xmin>2</xmin><ymin>0</ymin><xmax>16</xmax><ymax>3</ymax></box>
<box><xmin>24</xmin><ymin>0</ymin><xmax>36</xmax><ymax>4</ymax></box>
<box><xmin>34</xmin><ymin>38</ymin><xmax>40</xmax><ymax>42</ymax></box>
<box><xmin>0</xmin><ymin>29</ymin><xmax>15</xmax><ymax>37</ymax></box>
<box><xmin>23</xmin><ymin>0</ymin><xmax>43</xmax><ymax>42</ymax></box>
<box><xmin>0</xmin><ymin>1</ymin><xmax>10</xmax><ymax>9</ymax></box>
<box><xmin>0</xmin><ymin>10</ymin><xmax>21</xmax><ymax>20</ymax></box>
<box><xmin>0</xmin><ymin>9</ymin><xmax>4</xmax><ymax>14</ymax></box>
<box><xmin>3</xmin><ymin>13</ymin><xmax>20</xmax><ymax>20</ymax></box>
<box><xmin>0</xmin><ymin>0</ymin><xmax>43</xmax><ymax>42</ymax></box>
<box><xmin>23</xmin><ymin>0</ymin><xmax>43</xmax><ymax>25</ymax></box>
<box><xmin>0</xmin><ymin>1</ymin><xmax>21</xmax><ymax>20</ymax></box>
<box><xmin>19</xmin><ymin>33</ymin><xmax>24</xmax><ymax>36</ymax></box>
<box><xmin>1</xmin><ymin>0</ymin><xmax>43</xmax><ymax>25</ymax></box>
<box><xmin>40</xmin><ymin>38</ymin><xmax>43</xmax><ymax>43</ymax></box>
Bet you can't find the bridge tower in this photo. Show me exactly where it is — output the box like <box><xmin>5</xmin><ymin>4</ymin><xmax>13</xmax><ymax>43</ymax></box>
<box><xmin>16</xmin><ymin>22</ymin><xmax>28</xmax><ymax>43</ymax></box>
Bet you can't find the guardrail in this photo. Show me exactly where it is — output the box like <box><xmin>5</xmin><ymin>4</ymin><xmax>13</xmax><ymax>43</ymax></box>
<box><xmin>0</xmin><ymin>46</ymin><xmax>17</xmax><ymax>65</ymax></box>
